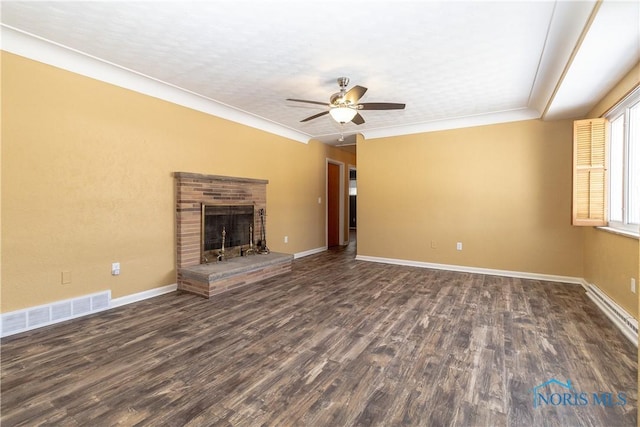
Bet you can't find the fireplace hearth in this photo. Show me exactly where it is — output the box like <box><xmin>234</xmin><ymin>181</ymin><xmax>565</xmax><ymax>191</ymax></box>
<box><xmin>174</xmin><ymin>172</ymin><xmax>292</xmax><ymax>298</ymax></box>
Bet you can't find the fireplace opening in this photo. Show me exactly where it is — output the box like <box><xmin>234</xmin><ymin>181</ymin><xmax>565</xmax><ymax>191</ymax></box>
<box><xmin>202</xmin><ymin>204</ymin><xmax>254</xmax><ymax>260</ymax></box>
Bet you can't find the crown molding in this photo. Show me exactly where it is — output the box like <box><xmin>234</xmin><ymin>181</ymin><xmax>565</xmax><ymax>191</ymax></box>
<box><xmin>2</xmin><ymin>10</ymin><xmax>595</xmax><ymax>145</ymax></box>
<box><xmin>360</xmin><ymin>107</ymin><xmax>540</xmax><ymax>140</ymax></box>
<box><xmin>1</xmin><ymin>25</ymin><xmax>311</xmax><ymax>144</ymax></box>
<box><xmin>527</xmin><ymin>0</ymin><xmax>598</xmax><ymax>117</ymax></box>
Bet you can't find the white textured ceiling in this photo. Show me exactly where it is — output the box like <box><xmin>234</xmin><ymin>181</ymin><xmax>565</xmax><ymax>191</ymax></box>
<box><xmin>2</xmin><ymin>1</ymin><xmax>639</xmax><ymax>146</ymax></box>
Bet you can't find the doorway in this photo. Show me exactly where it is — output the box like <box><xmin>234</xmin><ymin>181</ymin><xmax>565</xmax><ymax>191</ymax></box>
<box><xmin>327</xmin><ymin>162</ymin><xmax>340</xmax><ymax>247</ymax></box>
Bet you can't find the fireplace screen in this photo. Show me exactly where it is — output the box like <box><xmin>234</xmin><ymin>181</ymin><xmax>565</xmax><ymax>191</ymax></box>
<box><xmin>202</xmin><ymin>204</ymin><xmax>254</xmax><ymax>251</ymax></box>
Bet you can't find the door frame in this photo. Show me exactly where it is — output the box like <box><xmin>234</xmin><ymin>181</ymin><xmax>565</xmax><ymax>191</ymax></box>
<box><xmin>326</xmin><ymin>158</ymin><xmax>345</xmax><ymax>247</ymax></box>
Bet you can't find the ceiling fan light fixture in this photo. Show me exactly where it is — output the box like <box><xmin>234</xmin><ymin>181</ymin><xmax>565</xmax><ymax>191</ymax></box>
<box><xmin>330</xmin><ymin>106</ymin><xmax>357</xmax><ymax>123</ymax></box>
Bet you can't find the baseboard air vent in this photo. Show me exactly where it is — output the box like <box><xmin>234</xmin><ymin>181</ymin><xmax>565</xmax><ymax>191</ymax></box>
<box><xmin>585</xmin><ymin>283</ymin><xmax>638</xmax><ymax>346</ymax></box>
<box><xmin>1</xmin><ymin>291</ymin><xmax>111</xmax><ymax>338</ymax></box>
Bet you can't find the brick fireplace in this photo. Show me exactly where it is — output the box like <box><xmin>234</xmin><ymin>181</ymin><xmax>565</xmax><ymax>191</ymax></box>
<box><xmin>174</xmin><ymin>172</ymin><xmax>292</xmax><ymax>298</ymax></box>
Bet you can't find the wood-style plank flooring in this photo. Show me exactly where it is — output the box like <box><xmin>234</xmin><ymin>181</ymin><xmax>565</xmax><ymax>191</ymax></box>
<box><xmin>1</xmin><ymin>236</ymin><xmax>637</xmax><ymax>426</ymax></box>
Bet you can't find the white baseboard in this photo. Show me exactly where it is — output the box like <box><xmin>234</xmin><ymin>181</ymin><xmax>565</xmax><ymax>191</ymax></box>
<box><xmin>110</xmin><ymin>283</ymin><xmax>177</xmax><ymax>308</ymax></box>
<box><xmin>584</xmin><ymin>282</ymin><xmax>638</xmax><ymax>346</ymax></box>
<box><xmin>355</xmin><ymin>255</ymin><xmax>583</xmax><ymax>284</ymax></box>
<box><xmin>294</xmin><ymin>247</ymin><xmax>327</xmax><ymax>259</ymax></box>
<box><xmin>1</xmin><ymin>284</ymin><xmax>177</xmax><ymax>338</ymax></box>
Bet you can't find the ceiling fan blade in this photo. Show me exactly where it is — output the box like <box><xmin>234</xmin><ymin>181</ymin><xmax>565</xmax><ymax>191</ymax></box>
<box><xmin>351</xmin><ymin>112</ymin><xmax>365</xmax><ymax>125</ymax></box>
<box><xmin>344</xmin><ymin>85</ymin><xmax>367</xmax><ymax>104</ymax></box>
<box><xmin>287</xmin><ymin>98</ymin><xmax>330</xmax><ymax>107</ymax></box>
<box><xmin>358</xmin><ymin>102</ymin><xmax>406</xmax><ymax>110</ymax></box>
<box><xmin>300</xmin><ymin>110</ymin><xmax>330</xmax><ymax>122</ymax></box>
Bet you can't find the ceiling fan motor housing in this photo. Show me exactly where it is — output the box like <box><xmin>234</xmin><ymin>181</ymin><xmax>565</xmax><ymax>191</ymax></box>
<box><xmin>331</xmin><ymin>77</ymin><xmax>351</xmax><ymax>106</ymax></box>
<box><xmin>330</xmin><ymin>92</ymin><xmax>352</xmax><ymax>107</ymax></box>
<box><xmin>329</xmin><ymin>77</ymin><xmax>355</xmax><ymax>108</ymax></box>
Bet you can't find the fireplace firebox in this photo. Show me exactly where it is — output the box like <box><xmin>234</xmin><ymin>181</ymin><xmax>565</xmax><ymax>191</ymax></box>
<box><xmin>202</xmin><ymin>204</ymin><xmax>254</xmax><ymax>260</ymax></box>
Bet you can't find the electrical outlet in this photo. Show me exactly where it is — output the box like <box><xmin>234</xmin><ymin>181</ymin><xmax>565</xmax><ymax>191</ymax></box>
<box><xmin>631</xmin><ymin>278</ymin><xmax>636</xmax><ymax>294</ymax></box>
<box><xmin>111</xmin><ymin>262</ymin><xmax>120</xmax><ymax>276</ymax></box>
<box><xmin>456</xmin><ymin>242</ymin><xmax>463</xmax><ymax>251</ymax></box>
<box><xmin>431</xmin><ymin>240</ymin><xmax>437</xmax><ymax>249</ymax></box>
<box><xmin>284</xmin><ymin>236</ymin><xmax>288</xmax><ymax>243</ymax></box>
<box><xmin>318</xmin><ymin>197</ymin><xmax>322</xmax><ymax>204</ymax></box>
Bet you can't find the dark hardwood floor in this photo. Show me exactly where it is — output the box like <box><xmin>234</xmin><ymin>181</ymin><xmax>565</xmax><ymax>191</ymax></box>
<box><xmin>1</xmin><ymin>237</ymin><xmax>637</xmax><ymax>426</ymax></box>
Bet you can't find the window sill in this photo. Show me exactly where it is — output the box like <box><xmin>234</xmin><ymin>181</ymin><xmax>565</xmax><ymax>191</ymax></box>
<box><xmin>595</xmin><ymin>226</ymin><xmax>639</xmax><ymax>240</ymax></box>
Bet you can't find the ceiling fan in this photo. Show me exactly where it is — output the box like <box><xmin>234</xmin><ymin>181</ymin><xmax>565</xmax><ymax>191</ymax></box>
<box><xmin>287</xmin><ymin>77</ymin><xmax>405</xmax><ymax>125</ymax></box>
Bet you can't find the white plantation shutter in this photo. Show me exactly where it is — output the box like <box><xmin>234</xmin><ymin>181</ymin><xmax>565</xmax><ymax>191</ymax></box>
<box><xmin>573</xmin><ymin>118</ymin><xmax>608</xmax><ymax>226</ymax></box>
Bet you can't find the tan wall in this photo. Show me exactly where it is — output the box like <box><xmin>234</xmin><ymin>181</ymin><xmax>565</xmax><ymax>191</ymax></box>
<box><xmin>583</xmin><ymin>228</ymin><xmax>638</xmax><ymax>316</ymax></box>
<box><xmin>1</xmin><ymin>52</ymin><xmax>355</xmax><ymax>312</ymax></box>
<box><xmin>357</xmin><ymin>119</ymin><xmax>584</xmax><ymax>277</ymax></box>
<box><xmin>582</xmin><ymin>62</ymin><xmax>640</xmax><ymax>319</ymax></box>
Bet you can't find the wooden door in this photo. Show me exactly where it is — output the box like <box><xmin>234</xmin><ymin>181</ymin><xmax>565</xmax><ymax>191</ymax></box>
<box><xmin>327</xmin><ymin>162</ymin><xmax>340</xmax><ymax>247</ymax></box>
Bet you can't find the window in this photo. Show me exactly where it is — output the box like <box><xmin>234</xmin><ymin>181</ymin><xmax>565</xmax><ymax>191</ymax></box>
<box><xmin>572</xmin><ymin>86</ymin><xmax>640</xmax><ymax>235</ymax></box>
<box><xmin>606</xmin><ymin>87</ymin><xmax>640</xmax><ymax>234</ymax></box>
